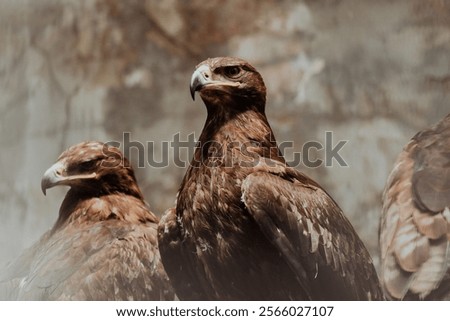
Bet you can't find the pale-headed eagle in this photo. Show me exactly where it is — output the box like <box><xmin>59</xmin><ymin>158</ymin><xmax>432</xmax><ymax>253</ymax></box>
<box><xmin>158</xmin><ymin>57</ymin><xmax>384</xmax><ymax>300</ymax></box>
<box><xmin>0</xmin><ymin>142</ymin><xmax>175</xmax><ymax>300</ymax></box>
<box><xmin>380</xmin><ymin>113</ymin><xmax>450</xmax><ymax>300</ymax></box>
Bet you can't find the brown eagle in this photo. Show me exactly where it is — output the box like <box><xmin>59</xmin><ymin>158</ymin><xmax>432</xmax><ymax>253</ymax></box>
<box><xmin>0</xmin><ymin>141</ymin><xmax>175</xmax><ymax>300</ymax></box>
<box><xmin>158</xmin><ymin>57</ymin><xmax>384</xmax><ymax>300</ymax></box>
<box><xmin>380</xmin><ymin>113</ymin><xmax>450</xmax><ymax>300</ymax></box>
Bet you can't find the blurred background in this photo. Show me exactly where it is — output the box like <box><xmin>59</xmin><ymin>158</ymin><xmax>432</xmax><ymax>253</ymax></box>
<box><xmin>0</xmin><ymin>0</ymin><xmax>448</xmax><ymax>271</ymax></box>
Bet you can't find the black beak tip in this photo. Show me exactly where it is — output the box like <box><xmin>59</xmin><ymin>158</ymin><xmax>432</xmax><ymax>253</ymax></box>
<box><xmin>190</xmin><ymin>87</ymin><xmax>196</xmax><ymax>101</ymax></box>
<box><xmin>41</xmin><ymin>178</ymin><xmax>48</xmax><ymax>195</ymax></box>
<box><xmin>41</xmin><ymin>185</ymin><xmax>47</xmax><ymax>196</ymax></box>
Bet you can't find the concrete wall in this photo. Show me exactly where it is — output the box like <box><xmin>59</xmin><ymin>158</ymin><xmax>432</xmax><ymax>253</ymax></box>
<box><xmin>0</xmin><ymin>0</ymin><xmax>449</xmax><ymax>270</ymax></box>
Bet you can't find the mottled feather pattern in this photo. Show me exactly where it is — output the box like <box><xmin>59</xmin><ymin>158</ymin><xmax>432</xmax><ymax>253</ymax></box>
<box><xmin>242</xmin><ymin>164</ymin><xmax>383</xmax><ymax>300</ymax></box>
<box><xmin>17</xmin><ymin>197</ymin><xmax>169</xmax><ymax>300</ymax></box>
<box><xmin>380</xmin><ymin>114</ymin><xmax>450</xmax><ymax>300</ymax></box>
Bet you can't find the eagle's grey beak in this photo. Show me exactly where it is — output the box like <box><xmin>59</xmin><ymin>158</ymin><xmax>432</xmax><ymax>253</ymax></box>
<box><xmin>41</xmin><ymin>162</ymin><xmax>66</xmax><ymax>196</ymax></box>
<box><xmin>190</xmin><ymin>64</ymin><xmax>212</xmax><ymax>101</ymax></box>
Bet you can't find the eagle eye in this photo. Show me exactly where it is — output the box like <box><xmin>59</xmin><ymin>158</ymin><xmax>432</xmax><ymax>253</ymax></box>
<box><xmin>223</xmin><ymin>66</ymin><xmax>241</xmax><ymax>78</ymax></box>
<box><xmin>79</xmin><ymin>159</ymin><xmax>97</xmax><ymax>171</ymax></box>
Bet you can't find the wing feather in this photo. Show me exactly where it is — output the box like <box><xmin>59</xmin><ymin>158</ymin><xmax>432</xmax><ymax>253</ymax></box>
<box><xmin>16</xmin><ymin>219</ymin><xmax>171</xmax><ymax>300</ymax></box>
<box><xmin>157</xmin><ymin>207</ymin><xmax>212</xmax><ymax>300</ymax></box>
<box><xmin>241</xmin><ymin>160</ymin><xmax>383</xmax><ymax>300</ymax></box>
<box><xmin>2</xmin><ymin>196</ymin><xmax>174</xmax><ymax>300</ymax></box>
<box><xmin>380</xmin><ymin>114</ymin><xmax>450</xmax><ymax>300</ymax></box>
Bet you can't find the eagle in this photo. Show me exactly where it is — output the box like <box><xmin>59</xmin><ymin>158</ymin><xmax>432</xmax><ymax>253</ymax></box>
<box><xmin>0</xmin><ymin>141</ymin><xmax>175</xmax><ymax>300</ymax></box>
<box><xmin>380</xmin><ymin>113</ymin><xmax>450</xmax><ymax>300</ymax></box>
<box><xmin>158</xmin><ymin>57</ymin><xmax>384</xmax><ymax>300</ymax></box>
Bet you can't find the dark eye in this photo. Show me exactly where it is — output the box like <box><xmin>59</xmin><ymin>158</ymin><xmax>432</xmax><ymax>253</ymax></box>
<box><xmin>79</xmin><ymin>159</ymin><xmax>97</xmax><ymax>171</ymax></box>
<box><xmin>223</xmin><ymin>66</ymin><xmax>241</xmax><ymax>78</ymax></box>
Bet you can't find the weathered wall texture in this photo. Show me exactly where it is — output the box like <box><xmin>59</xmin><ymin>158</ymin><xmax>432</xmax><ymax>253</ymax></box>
<box><xmin>0</xmin><ymin>0</ymin><xmax>449</xmax><ymax>270</ymax></box>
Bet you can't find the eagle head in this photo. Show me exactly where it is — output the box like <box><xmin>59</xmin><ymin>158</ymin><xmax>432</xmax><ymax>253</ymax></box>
<box><xmin>190</xmin><ymin>57</ymin><xmax>266</xmax><ymax>112</ymax></box>
<box><xmin>41</xmin><ymin>141</ymin><xmax>142</xmax><ymax>198</ymax></box>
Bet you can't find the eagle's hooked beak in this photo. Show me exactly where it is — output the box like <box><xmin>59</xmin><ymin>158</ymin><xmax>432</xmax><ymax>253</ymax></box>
<box><xmin>41</xmin><ymin>162</ymin><xmax>66</xmax><ymax>195</ymax></box>
<box><xmin>190</xmin><ymin>64</ymin><xmax>211</xmax><ymax>100</ymax></box>
<box><xmin>41</xmin><ymin>161</ymin><xmax>97</xmax><ymax>195</ymax></box>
